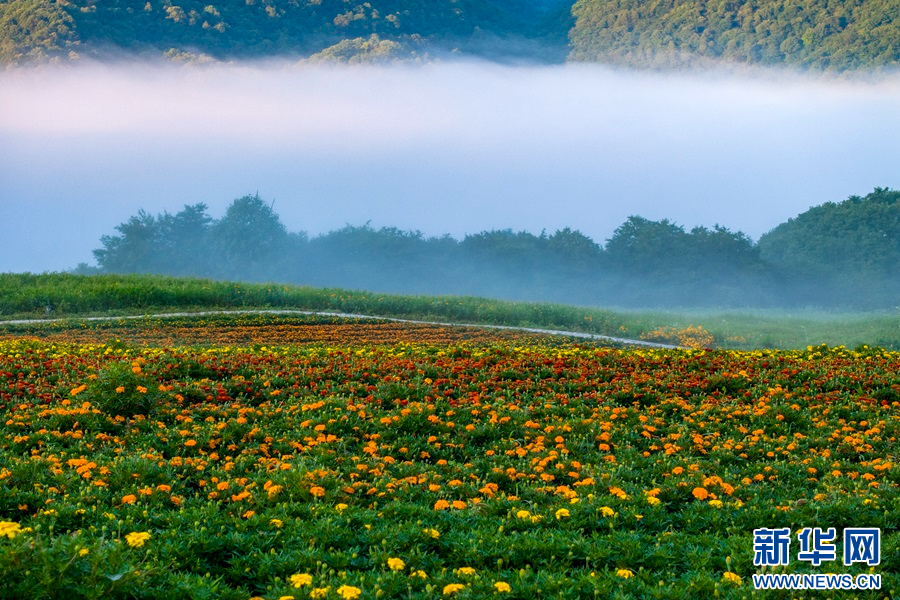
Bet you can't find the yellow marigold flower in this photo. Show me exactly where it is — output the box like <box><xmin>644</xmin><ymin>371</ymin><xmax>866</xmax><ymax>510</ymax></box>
<box><xmin>599</xmin><ymin>506</ymin><xmax>616</xmax><ymax>517</ymax></box>
<box><xmin>335</xmin><ymin>503</ymin><xmax>349</xmax><ymax>512</ymax></box>
<box><xmin>708</xmin><ymin>499</ymin><xmax>724</xmax><ymax>508</ymax></box>
<box><xmin>387</xmin><ymin>557</ymin><xmax>405</xmax><ymax>571</ymax></box>
<box><xmin>310</xmin><ymin>588</ymin><xmax>330</xmax><ymax>599</ymax></box>
<box><xmin>336</xmin><ymin>585</ymin><xmax>362</xmax><ymax>599</ymax></box>
<box><xmin>456</xmin><ymin>567</ymin><xmax>476</xmax><ymax>576</ymax></box>
<box><xmin>0</xmin><ymin>521</ymin><xmax>22</xmax><ymax>539</ymax></box>
<box><xmin>494</xmin><ymin>581</ymin><xmax>512</xmax><ymax>593</ymax></box>
<box><xmin>616</xmin><ymin>568</ymin><xmax>634</xmax><ymax>579</ymax></box>
<box><xmin>125</xmin><ymin>531</ymin><xmax>151</xmax><ymax>548</ymax></box>
<box><xmin>278</xmin><ymin>597</ymin><xmax>295</xmax><ymax>600</ymax></box>
<box><xmin>443</xmin><ymin>583</ymin><xmax>465</xmax><ymax>595</ymax></box>
<box><xmin>411</xmin><ymin>570</ymin><xmax>428</xmax><ymax>579</ymax></box>
<box><xmin>646</xmin><ymin>496</ymin><xmax>661</xmax><ymax>506</ymax></box>
<box><xmin>516</xmin><ymin>509</ymin><xmax>531</xmax><ymax>520</ymax></box>
<box><xmin>722</xmin><ymin>572</ymin><xmax>742</xmax><ymax>585</ymax></box>
<box><xmin>270</xmin><ymin>518</ymin><xmax>283</xmax><ymax>528</ymax></box>
<box><xmin>555</xmin><ymin>508</ymin><xmax>570</xmax><ymax>519</ymax></box>
<box><xmin>78</xmin><ymin>548</ymin><xmax>89</xmax><ymax>556</ymax></box>
<box><xmin>424</xmin><ymin>528</ymin><xmax>440</xmax><ymax>539</ymax></box>
<box><xmin>290</xmin><ymin>573</ymin><xmax>313</xmax><ymax>588</ymax></box>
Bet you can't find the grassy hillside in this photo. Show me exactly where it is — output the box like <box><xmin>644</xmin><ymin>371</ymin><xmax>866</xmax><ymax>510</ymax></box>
<box><xmin>569</xmin><ymin>0</ymin><xmax>900</xmax><ymax>71</ymax></box>
<box><xmin>1</xmin><ymin>273</ymin><xmax>899</xmax><ymax>350</ymax></box>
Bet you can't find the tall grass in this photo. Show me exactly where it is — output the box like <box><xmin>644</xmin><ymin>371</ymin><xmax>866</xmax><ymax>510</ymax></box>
<box><xmin>1</xmin><ymin>273</ymin><xmax>897</xmax><ymax>349</ymax></box>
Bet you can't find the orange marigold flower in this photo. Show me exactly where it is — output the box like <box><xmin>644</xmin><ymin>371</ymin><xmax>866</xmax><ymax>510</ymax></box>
<box><xmin>692</xmin><ymin>487</ymin><xmax>709</xmax><ymax>500</ymax></box>
<box><xmin>121</xmin><ymin>494</ymin><xmax>137</xmax><ymax>504</ymax></box>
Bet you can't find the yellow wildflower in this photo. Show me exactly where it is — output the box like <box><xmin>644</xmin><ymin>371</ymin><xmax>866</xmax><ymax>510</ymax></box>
<box><xmin>0</xmin><ymin>521</ymin><xmax>22</xmax><ymax>539</ymax></box>
<box><xmin>723</xmin><ymin>572</ymin><xmax>742</xmax><ymax>585</ymax></box>
<box><xmin>494</xmin><ymin>581</ymin><xmax>511</xmax><ymax>593</ymax></box>
<box><xmin>336</xmin><ymin>585</ymin><xmax>362</xmax><ymax>599</ymax></box>
<box><xmin>443</xmin><ymin>583</ymin><xmax>465</xmax><ymax>595</ymax></box>
<box><xmin>124</xmin><ymin>531</ymin><xmax>151</xmax><ymax>548</ymax></box>
<box><xmin>290</xmin><ymin>573</ymin><xmax>313</xmax><ymax>588</ymax></box>
<box><xmin>387</xmin><ymin>557</ymin><xmax>405</xmax><ymax>571</ymax></box>
<box><xmin>616</xmin><ymin>568</ymin><xmax>634</xmax><ymax>579</ymax></box>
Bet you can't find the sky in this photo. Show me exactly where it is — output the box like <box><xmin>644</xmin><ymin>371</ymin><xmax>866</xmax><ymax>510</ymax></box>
<box><xmin>1</xmin><ymin>60</ymin><xmax>899</xmax><ymax>273</ymax></box>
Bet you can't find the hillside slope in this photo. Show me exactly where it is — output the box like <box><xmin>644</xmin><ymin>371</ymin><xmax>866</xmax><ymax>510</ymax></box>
<box><xmin>569</xmin><ymin>0</ymin><xmax>900</xmax><ymax>71</ymax></box>
<box><xmin>2</xmin><ymin>0</ymin><xmax>897</xmax><ymax>69</ymax></box>
<box><xmin>0</xmin><ymin>0</ymin><xmax>572</xmax><ymax>63</ymax></box>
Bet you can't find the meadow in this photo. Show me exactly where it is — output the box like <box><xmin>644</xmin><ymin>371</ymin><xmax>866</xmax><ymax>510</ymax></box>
<box><xmin>1</xmin><ymin>311</ymin><xmax>899</xmax><ymax>599</ymax></box>
<box><xmin>2</xmin><ymin>273</ymin><xmax>899</xmax><ymax>350</ymax></box>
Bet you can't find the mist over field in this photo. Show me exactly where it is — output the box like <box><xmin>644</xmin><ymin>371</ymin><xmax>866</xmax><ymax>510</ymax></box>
<box><xmin>1</xmin><ymin>60</ymin><xmax>899</xmax><ymax>275</ymax></box>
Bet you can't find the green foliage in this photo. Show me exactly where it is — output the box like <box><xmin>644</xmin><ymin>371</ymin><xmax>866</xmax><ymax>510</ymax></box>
<box><xmin>306</xmin><ymin>33</ymin><xmax>424</xmax><ymax>64</ymax></box>
<box><xmin>0</xmin><ymin>0</ymin><xmax>79</xmax><ymax>63</ymax></box>
<box><xmin>569</xmin><ymin>0</ymin><xmax>900</xmax><ymax>71</ymax></box>
<box><xmin>0</xmin><ymin>0</ymin><xmax>572</xmax><ymax>65</ymax></box>
<box><xmin>86</xmin><ymin>361</ymin><xmax>165</xmax><ymax>418</ymax></box>
<box><xmin>757</xmin><ymin>187</ymin><xmax>900</xmax><ymax>308</ymax></box>
<box><xmin>2</xmin><ymin>0</ymin><xmax>897</xmax><ymax>67</ymax></box>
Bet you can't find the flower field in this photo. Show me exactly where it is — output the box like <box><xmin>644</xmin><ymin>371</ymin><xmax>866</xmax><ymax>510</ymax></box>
<box><xmin>1</xmin><ymin>316</ymin><xmax>899</xmax><ymax>599</ymax></box>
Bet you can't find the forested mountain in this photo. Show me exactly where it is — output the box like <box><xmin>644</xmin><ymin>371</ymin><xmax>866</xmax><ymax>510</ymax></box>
<box><xmin>85</xmin><ymin>189</ymin><xmax>899</xmax><ymax>309</ymax></box>
<box><xmin>0</xmin><ymin>0</ymin><xmax>572</xmax><ymax>64</ymax></box>
<box><xmin>568</xmin><ymin>0</ymin><xmax>900</xmax><ymax>70</ymax></box>
<box><xmin>1</xmin><ymin>0</ymin><xmax>897</xmax><ymax>69</ymax></box>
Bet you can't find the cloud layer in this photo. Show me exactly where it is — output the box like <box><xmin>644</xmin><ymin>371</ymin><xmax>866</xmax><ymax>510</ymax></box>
<box><xmin>2</xmin><ymin>60</ymin><xmax>899</xmax><ymax>273</ymax></box>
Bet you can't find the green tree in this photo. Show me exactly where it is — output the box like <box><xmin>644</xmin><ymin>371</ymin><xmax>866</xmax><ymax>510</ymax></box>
<box><xmin>209</xmin><ymin>194</ymin><xmax>288</xmax><ymax>280</ymax></box>
<box><xmin>93</xmin><ymin>210</ymin><xmax>162</xmax><ymax>274</ymax></box>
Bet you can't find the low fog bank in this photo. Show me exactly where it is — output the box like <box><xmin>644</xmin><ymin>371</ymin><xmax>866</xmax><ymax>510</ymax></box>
<box><xmin>2</xmin><ymin>60</ymin><xmax>899</xmax><ymax>297</ymax></box>
<box><xmin>83</xmin><ymin>190</ymin><xmax>900</xmax><ymax>311</ymax></box>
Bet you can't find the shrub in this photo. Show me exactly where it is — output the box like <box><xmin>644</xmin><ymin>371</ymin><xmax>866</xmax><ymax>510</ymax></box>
<box><xmin>86</xmin><ymin>361</ymin><xmax>166</xmax><ymax>418</ymax></box>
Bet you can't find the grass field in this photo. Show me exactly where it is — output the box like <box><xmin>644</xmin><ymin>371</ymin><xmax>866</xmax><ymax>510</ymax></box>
<box><xmin>1</xmin><ymin>310</ymin><xmax>899</xmax><ymax>598</ymax></box>
<box><xmin>2</xmin><ymin>273</ymin><xmax>899</xmax><ymax>350</ymax></box>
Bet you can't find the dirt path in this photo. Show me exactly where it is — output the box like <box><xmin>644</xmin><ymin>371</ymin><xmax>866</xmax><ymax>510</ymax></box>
<box><xmin>0</xmin><ymin>309</ymin><xmax>682</xmax><ymax>349</ymax></box>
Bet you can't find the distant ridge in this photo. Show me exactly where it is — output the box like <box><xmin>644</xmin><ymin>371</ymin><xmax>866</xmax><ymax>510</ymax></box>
<box><xmin>1</xmin><ymin>0</ymin><xmax>896</xmax><ymax>70</ymax></box>
<box><xmin>569</xmin><ymin>0</ymin><xmax>900</xmax><ymax>71</ymax></box>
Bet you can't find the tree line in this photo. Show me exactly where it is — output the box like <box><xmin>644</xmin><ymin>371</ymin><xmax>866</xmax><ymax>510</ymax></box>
<box><xmin>86</xmin><ymin>189</ymin><xmax>900</xmax><ymax>309</ymax></box>
<box><xmin>2</xmin><ymin>0</ymin><xmax>896</xmax><ymax>70</ymax></box>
